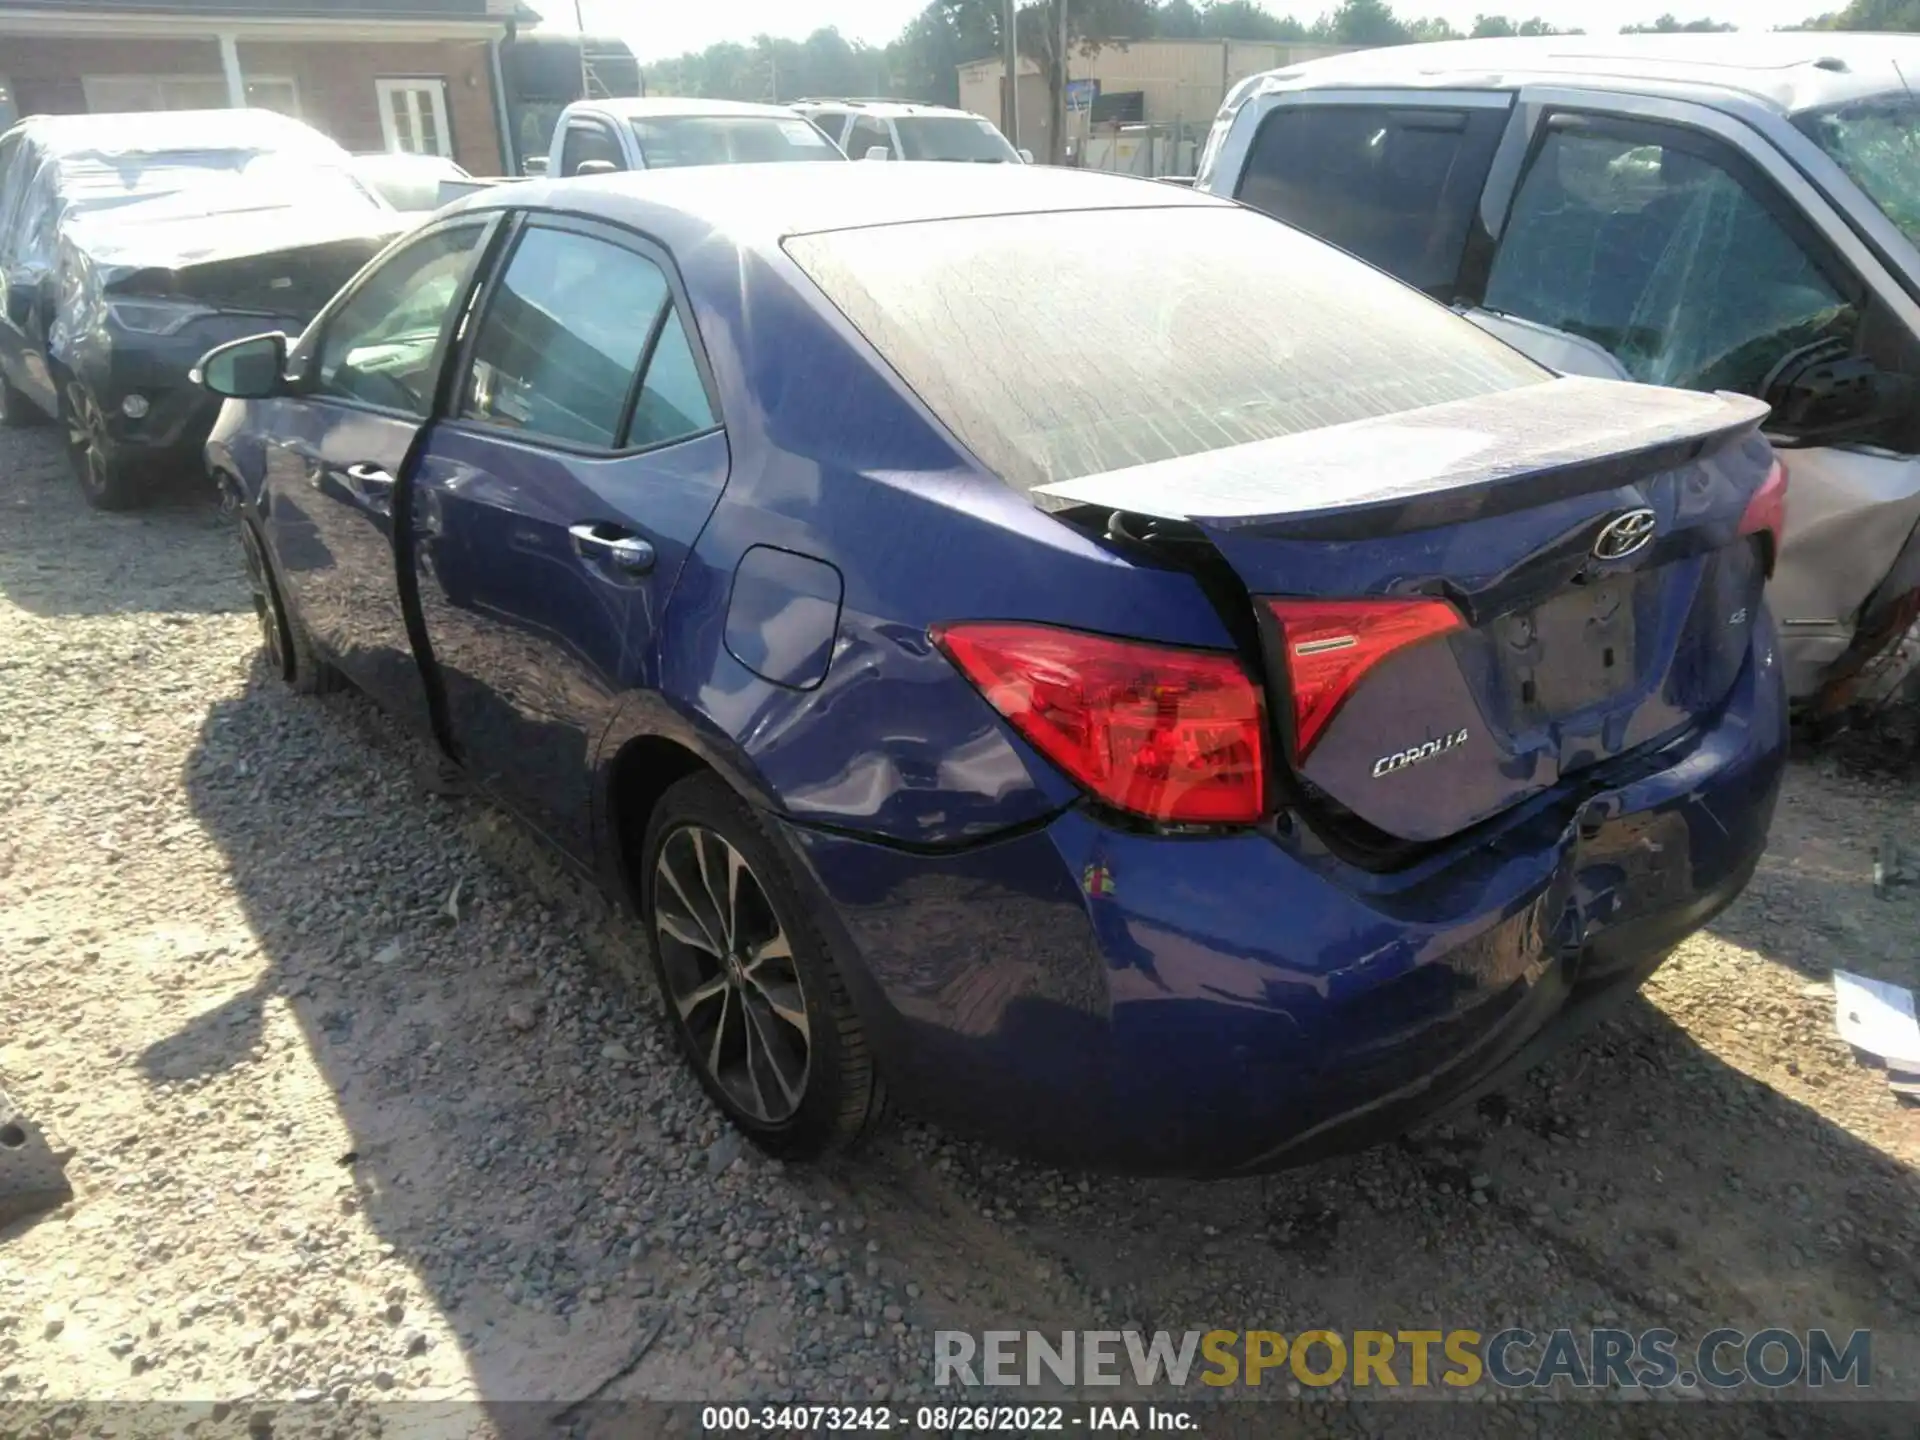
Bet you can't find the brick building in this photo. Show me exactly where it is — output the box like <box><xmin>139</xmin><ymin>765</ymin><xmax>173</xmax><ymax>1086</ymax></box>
<box><xmin>0</xmin><ymin>0</ymin><xmax>523</xmax><ymax>175</ymax></box>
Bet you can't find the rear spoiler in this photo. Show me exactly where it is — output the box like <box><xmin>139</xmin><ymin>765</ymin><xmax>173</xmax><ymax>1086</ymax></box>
<box><xmin>1031</xmin><ymin>376</ymin><xmax>1770</xmax><ymax>539</ymax></box>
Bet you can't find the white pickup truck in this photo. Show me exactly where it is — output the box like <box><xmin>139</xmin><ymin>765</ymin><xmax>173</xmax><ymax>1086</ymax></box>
<box><xmin>440</xmin><ymin>96</ymin><xmax>846</xmax><ymax>203</ymax></box>
<box><xmin>1197</xmin><ymin>32</ymin><xmax>1920</xmax><ymax>719</ymax></box>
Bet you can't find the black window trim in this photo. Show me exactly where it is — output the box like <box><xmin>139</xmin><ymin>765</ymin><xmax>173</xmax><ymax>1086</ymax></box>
<box><xmin>1458</xmin><ymin>106</ymin><xmax>1871</xmax><ymax>319</ymax></box>
<box><xmin>1232</xmin><ymin>98</ymin><xmax>1512</xmax><ymax>302</ymax></box>
<box><xmin>437</xmin><ymin>207</ymin><xmax>726</xmax><ymax>461</ymax></box>
<box><xmin>292</xmin><ymin>211</ymin><xmax>506</xmax><ymax>426</ymax></box>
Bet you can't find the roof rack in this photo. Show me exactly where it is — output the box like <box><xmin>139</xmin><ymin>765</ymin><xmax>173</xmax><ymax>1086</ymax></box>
<box><xmin>792</xmin><ymin>97</ymin><xmax>910</xmax><ymax>107</ymax></box>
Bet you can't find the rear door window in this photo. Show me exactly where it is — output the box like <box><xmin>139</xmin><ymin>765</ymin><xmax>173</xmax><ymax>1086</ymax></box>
<box><xmin>629</xmin><ymin>309</ymin><xmax>716</xmax><ymax>447</ymax></box>
<box><xmin>460</xmin><ymin>224</ymin><xmax>718</xmax><ymax>452</ymax></box>
<box><xmin>784</xmin><ymin>204</ymin><xmax>1546</xmax><ymax>493</ymax></box>
<box><xmin>461</xmin><ymin>225</ymin><xmax>665</xmax><ymax>448</ymax></box>
<box><xmin>1235</xmin><ymin>103</ymin><xmax>1508</xmax><ymax>297</ymax></box>
<box><xmin>1483</xmin><ymin>120</ymin><xmax>1857</xmax><ymax>397</ymax></box>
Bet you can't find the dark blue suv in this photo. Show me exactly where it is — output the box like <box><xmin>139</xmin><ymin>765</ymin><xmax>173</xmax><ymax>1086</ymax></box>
<box><xmin>197</xmin><ymin>164</ymin><xmax>1788</xmax><ymax>1174</ymax></box>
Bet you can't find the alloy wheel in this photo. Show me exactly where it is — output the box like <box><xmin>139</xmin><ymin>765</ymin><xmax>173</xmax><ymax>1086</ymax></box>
<box><xmin>653</xmin><ymin>824</ymin><xmax>811</xmax><ymax>1124</ymax></box>
<box><xmin>64</xmin><ymin>382</ymin><xmax>109</xmax><ymax>498</ymax></box>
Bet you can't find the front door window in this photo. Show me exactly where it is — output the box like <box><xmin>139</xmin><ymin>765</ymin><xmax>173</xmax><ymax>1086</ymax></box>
<box><xmin>377</xmin><ymin>78</ymin><xmax>452</xmax><ymax>158</ymax></box>
<box><xmin>845</xmin><ymin>116</ymin><xmax>890</xmax><ymax>161</ymax></box>
<box><xmin>315</xmin><ymin>222</ymin><xmax>488</xmax><ymax>414</ymax></box>
<box><xmin>1484</xmin><ymin>120</ymin><xmax>1856</xmax><ymax>398</ymax></box>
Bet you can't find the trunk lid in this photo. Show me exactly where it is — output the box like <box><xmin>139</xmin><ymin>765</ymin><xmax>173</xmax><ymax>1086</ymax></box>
<box><xmin>1035</xmin><ymin>377</ymin><xmax>1776</xmax><ymax>844</ymax></box>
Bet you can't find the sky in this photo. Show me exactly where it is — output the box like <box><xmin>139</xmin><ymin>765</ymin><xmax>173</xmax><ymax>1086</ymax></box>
<box><xmin>556</xmin><ymin>0</ymin><xmax>1827</xmax><ymax>63</ymax></box>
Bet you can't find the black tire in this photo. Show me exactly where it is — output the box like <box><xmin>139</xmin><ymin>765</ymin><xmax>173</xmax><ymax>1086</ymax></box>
<box><xmin>0</xmin><ymin>369</ymin><xmax>44</xmax><ymax>430</ymax></box>
<box><xmin>641</xmin><ymin>772</ymin><xmax>884</xmax><ymax>1160</ymax></box>
<box><xmin>232</xmin><ymin>502</ymin><xmax>343</xmax><ymax>696</ymax></box>
<box><xmin>59</xmin><ymin>376</ymin><xmax>145</xmax><ymax>511</ymax></box>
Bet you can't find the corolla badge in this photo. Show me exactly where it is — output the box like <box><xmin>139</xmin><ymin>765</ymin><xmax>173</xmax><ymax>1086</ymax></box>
<box><xmin>1372</xmin><ymin>728</ymin><xmax>1469</xmax><ymax>778</ymax></box>
<box><xmin>1592</xmin><ymin>508</ymin><xmax>1658</xmax><ymax>561</ymax></box>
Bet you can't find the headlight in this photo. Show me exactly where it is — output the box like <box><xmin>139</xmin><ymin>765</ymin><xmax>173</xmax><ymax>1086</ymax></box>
<box><xmin>107</xmin><ymin>299</ymin><xmax>216</xmax><ymax>336</ymax></box>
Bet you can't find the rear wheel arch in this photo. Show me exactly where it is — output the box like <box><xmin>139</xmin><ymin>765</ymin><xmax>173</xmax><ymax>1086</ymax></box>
<box><xmin>596</xmin><ymin>691</ymin><xmax>793</xmax><ymax>907</ymax></box>
<box><xmin>606</xmin><ymin>733</ymin><xmax>714</xmax><ymax>912</ymax></box>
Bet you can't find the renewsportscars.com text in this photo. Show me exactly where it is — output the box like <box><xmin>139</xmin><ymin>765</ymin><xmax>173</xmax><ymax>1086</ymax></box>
<box><xmin>934</xmin><ymin>1328</ymin><xmax>1872</xmax><ymax>1391</ymax></box>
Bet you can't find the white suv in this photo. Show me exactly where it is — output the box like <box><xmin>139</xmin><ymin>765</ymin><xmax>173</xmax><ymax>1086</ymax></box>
<box><xmin>791</xmin><ymin>99</ymin><xmax>1029</xmax><ymax>164</ymax></box>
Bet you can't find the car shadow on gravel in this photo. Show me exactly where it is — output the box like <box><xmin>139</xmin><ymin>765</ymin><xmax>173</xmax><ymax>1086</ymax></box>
<box><xmin>159</xmin><ymin>670</ymin><xmax>847</xmax><ymax>1413</ymax></box>
<box><xmin>997</xmin><ymin>991</ymin><xmax>1918</xmax><ymax>1329</ymax></box>
<box><xmin>0</xmin><ymin>430</ymin><xmax>236</xmax><ymax>619</ymax></box>
<box><xmin>155</xmin><ymin>662</ymin><xmax>1920</xmax><ymax>1419</ymax></box>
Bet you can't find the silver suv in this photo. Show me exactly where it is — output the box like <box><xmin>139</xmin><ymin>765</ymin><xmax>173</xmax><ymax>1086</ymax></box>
<box><xmin>791</xmin><ymin>99</ymin><xmax>1029</xmax><ymax>164</ymax></box>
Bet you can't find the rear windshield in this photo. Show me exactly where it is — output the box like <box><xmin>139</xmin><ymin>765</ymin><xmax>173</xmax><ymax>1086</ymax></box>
<box><xmin>894</xmin><ymin>116</ymin><xmax>1020</xmax><ymax>163</ymax></box>
<box><xmin>784</xmin><ymin>205</ymin><xmax>1549</xmax><ymax>491</ymax></box>
<box><xmin>631</xmin><ymin>116</ymin><xmax>843</xmax><ymax>169</ymax></box>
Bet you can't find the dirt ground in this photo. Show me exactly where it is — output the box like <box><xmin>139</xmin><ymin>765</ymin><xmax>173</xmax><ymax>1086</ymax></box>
<box><xmin>2</xmin><ymin>421</ymin><xmax>1918</xmax><ymax>1434</ymax></box>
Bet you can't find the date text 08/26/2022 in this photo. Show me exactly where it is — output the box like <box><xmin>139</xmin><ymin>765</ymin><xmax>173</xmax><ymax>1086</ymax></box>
<box><xmin>701</xmin><ymin>1405</ymin><xmax>1194</xmax><ymax>1433</ymax></box>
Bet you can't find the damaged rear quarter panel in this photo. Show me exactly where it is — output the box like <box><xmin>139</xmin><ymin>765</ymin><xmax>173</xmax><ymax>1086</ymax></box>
<box><xmin>1769</xmin><ymin>445</ymin><xmax>1920</xmax><ymax>698</ymax></box>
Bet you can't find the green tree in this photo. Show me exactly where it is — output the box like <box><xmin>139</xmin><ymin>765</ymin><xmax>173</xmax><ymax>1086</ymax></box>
<box><xmin>1312</xmin><ymin>0</ymin><xmax>1411</xmax><ymax>43</ymax></box>
<box><xmin>890</xmin><ymin>1</ymin><xmax>1003</xmax><ymax>106</ymax></box>
<box><xmin>1799</xmin><ymin>0</ymin><xmax>1920</xmax><ymax>27</ymax></box>
<box><xmin>1197</xmin><ymin>0</ymin><xmax>1310</xmax><ymax>40</ymax></box>
<box><xmin>1157</xmin><ymin>0</ymin><xmax>1206</xmax><ymax>37</ymax></box>
<box><xmin>1470</xmin><ymin>13</ymin><xmax>1582</xmax><ymax>35</ymax></box>
<box><xmin>1620</xmin><ymin>12</ymin><xmax>1738</xmax><ymax>30</ymax></box>
<box><xmin>1017</xmin><ymin>0</ymin><xmax>1157</xmax><ymax>162</ymax></box>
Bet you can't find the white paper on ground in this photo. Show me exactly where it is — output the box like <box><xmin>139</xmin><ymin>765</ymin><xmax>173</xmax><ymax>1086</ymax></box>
<box><xmin>1832</xmin><ymin>969</ymin><xmax>1920</xmax><ymax>1066</ymax></box>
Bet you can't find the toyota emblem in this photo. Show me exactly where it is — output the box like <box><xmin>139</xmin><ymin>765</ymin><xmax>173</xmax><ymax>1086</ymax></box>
<box><xmin>1592</xmin><ymin>508</ymin><xmax>1658</xmax><ymax>561</ymax></box>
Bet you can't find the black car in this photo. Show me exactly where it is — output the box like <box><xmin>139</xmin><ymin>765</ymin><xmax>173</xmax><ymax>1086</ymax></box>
<box><xmin>0</xmin><ymin>108</ymin><xmax>406</xmax><ymax>508</ymax></box>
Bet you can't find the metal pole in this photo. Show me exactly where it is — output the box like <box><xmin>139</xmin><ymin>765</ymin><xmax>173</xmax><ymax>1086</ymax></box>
<box><xmin>1003</xmin><ymin>0</ymin><xmax>1020</xmax><ymax>149</ymax></box>
<box><xmin>1056</xmin><ymin>0</ymin><xmax>1068</xmax><ymax>165</ymax></box>
<box><xmin>574</xmin><ymin>0</ymin><xmax>590</xmax><ymax>99</ymax></box>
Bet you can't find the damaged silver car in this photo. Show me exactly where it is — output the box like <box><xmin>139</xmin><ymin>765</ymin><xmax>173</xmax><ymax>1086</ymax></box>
<box><xmin>0</xmin><ymin>109</ymin><xmax>408</xmax><ymax>508</ymax></box>
<box><xmin>1197</xmin><ymin>32</ymin><xmax>1920</xmax><ymax>719</ymax></box>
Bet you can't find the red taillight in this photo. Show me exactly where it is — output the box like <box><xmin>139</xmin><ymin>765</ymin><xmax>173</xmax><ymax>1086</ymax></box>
<box><xmin>930</xmin><ymin>621</ymin><xmax>1267</xmax><ymax>825</ymax></box>
<box><xmin>1264</xmin><ymin>597</ymin><xmax>1465</xmax><ymax>761</ymax></box>
<box><xmin>1738</xmin><ymin>457</ymin><xmax>1789</xmax><ymax>575</ymax></box>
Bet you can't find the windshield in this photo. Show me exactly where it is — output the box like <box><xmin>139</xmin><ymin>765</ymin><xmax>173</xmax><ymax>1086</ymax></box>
<box><xmin>1796</xmin><ymin>96</ymin><xmax>1920</xmax><ymax>249</ymax></box>
<box><xmin>630</xmin><ymin>115</ymin><xmax>844</xmax><ymax>169</ymax></box>
<box><xmin>894</xmin><ymin>115</ymin><xmax>1020</xmax><ymax>163</ymax></box>
<box><xmin>785</xmin><ymin>206</ymin><xmax>1548</xmax><ymax>492</ymax></box>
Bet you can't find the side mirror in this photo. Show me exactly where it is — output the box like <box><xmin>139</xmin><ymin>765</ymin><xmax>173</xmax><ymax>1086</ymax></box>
<box><xmin>192</xmin><ymin>332</ymin><xmax>287</xmax><ymax>400</ymax></box>
<box><xmin>862</xmin><ymin>146</ymin><xmax>890</xmax><ymax>162</ymax></box>
<box><xmin>1762</xmin><ymin>338</ymin><xmax>1913</xmax><ymax>447</ymax></box>
<box><xmin>523</xmin><ymin>155</ymin><xmax>550</xmax><ymax>176</ymax></box>
<box><xmin>1018</xmin><ymin>148</ymin><xmax>1035</xmax><ymax>164</ymax></box>
<box><xmin>574</xmin><ymin>159</ymin><xmax>618</xmax><ymax>177</ymax></box>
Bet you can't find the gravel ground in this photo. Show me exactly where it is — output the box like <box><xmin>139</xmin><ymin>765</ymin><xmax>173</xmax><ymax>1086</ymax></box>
<box><xmin>1</xmin><ymin>421</ymin><xmax>1918</xmax><ymax>1435</ymax></box>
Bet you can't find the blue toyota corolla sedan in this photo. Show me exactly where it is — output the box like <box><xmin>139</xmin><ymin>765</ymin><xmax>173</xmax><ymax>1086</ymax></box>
<box><xmin>196</xmin><ymin>163</ymin><xmax>1789</xmax><ymax>1175</ymax></box>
